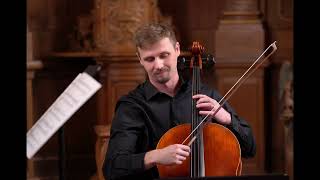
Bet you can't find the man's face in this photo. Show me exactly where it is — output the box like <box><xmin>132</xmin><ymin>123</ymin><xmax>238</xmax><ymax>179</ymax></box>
<box><xmin>137</xmin><ymin>37</ymin><xmax>180</xmax><ymax>84</ymax></box>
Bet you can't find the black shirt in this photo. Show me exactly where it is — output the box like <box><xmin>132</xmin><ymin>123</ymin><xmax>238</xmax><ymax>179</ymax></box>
<box><xmin>104</xmin><ymin>78</ymin><xmax>256</xmax><ymax>180</ymax></box>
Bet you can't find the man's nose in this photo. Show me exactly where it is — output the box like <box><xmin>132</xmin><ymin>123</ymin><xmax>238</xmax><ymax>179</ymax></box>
<box><xmin>154</xmin><ymin>58</ymin><xmax>164</xmax><ymax>69</ymax></box>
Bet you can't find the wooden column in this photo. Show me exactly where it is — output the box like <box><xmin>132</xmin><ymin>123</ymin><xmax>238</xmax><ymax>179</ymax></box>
<box><xmin>265</xmin><ymin>0</ymin><xmax>293</xmax><ymax>174</ymax></box>
<box><xmin>215</xmin><ymin>0</ymin><xmax>266</xmax><ymax>174</ymax></box>
<box><xmin>215</xmin><ymin>0</ymin><xmax>264</xmax><ymax>62</ymax></box>
<box><xmin>27</xmin><ymin>61</ymin><xmax>44</xmax><ymax>180</ymax></box>
<box><xmin>27</xmin><ymin>23</ymin><xmax>44</xmax><ymax>180</ymax></box>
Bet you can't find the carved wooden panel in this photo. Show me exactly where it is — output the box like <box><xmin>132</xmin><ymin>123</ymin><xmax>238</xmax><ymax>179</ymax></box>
<box><xmin>93</xmin><ymin>0</ymin><xmax>163</xmax><ymax>54</ymax></box>
<box><xmin>215</xmin><ymin>65</ymin><xmax>266</xmax><ymax>174</ymax></box>
<box><xmin>215</xmin><ymin>23</ymin><xmax>265</xmax><ymax>62</ymax></box>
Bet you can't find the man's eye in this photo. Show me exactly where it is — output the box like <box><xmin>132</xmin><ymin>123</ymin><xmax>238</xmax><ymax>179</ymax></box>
<box><xmin>160</xmin><ymin>53</ymin><xmax>169</xmax><ymax>59</ymax></box>
<box><xmin>145</xmin><ymin>57</ymin><xmax>154</xmax><ymax>62</ymax></box>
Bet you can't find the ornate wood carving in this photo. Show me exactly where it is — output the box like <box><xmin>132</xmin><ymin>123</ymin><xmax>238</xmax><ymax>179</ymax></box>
<box><xmin>68</xmin><ymin>14</ymin><xmax>96</xmax><ymax>52</ymax></box>
<box><xmin>279</xmin><ymin>61</ymin><xmax>293</xmax><ymax>180</ymax></box>
<box><xmin>93</xmin><ymin>0</ymin><xmax>171</xmax><ymax>54</ymax></box>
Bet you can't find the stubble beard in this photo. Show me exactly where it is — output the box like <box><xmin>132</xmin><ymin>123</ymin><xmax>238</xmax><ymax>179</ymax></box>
<box><xmin>154</xmin><ymin>67</ymin><xmax>170</xmax><ymax>84</ymax></box>
<box><xmin>156</xmin><ymin>76</ymin><xmax>170</xmax><ymax>84</ymax></box>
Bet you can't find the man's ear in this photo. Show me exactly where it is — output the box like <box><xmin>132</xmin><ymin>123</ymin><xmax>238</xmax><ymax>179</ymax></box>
<box><xmin>175</xmin><ymin>42</ymin><xmax>181</xmax><ymax>55</ymax></box>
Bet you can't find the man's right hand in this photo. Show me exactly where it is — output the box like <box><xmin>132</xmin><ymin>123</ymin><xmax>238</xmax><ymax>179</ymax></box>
<box><xmin>144</xmin><ymin>144</ymin><xmax>190</xmax><ymax>169</ymax></box>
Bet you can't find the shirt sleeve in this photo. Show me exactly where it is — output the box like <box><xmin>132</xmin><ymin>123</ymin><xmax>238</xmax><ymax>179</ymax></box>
<box><xmin>104</xmin><ymin>101</ymin><xmax>150</xmax><ymax>179</ymax></box>
<box><xmin>211</xmin><ymin>90</ymin><xmax>256</xmax><ymax>158</ymax></box>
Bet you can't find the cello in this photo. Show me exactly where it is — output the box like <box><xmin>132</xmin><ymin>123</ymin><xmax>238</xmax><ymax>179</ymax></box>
<box><xmin>156</xmin><ymin>41</ymin><xmax>277</xmax><ymax>178</ymax></box>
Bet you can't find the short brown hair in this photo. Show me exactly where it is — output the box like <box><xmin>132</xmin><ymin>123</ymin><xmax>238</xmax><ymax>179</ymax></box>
<box><xmin>134</xmin><ymin>23</ymin><xmax>177</xmax><ymax>49</ymax></box>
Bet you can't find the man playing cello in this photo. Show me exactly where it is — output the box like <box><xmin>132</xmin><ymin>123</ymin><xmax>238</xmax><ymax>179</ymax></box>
<box><xmin>104</xmin><ymin>23</ymin><xmax>256</xmax><ymax>180</ymax></box>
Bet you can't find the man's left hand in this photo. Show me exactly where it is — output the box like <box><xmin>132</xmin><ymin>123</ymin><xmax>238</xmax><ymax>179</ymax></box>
<box><xmin>192</xmin><ymin>94</ymin><xmax>231</xmax><ymax>125</ymax></box>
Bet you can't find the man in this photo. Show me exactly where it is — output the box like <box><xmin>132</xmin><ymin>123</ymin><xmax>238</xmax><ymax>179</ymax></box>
<box><xmin>104</xmin><ymin>23</ymin><xmax>256</xmax><ymax>180</ymax></box>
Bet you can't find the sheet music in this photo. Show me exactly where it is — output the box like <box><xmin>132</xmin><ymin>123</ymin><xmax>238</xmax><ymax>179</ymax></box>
<box><xmin>27</xmin><ymin>72</ymin><xmax>102</xmax><ymax>159</ymax></box>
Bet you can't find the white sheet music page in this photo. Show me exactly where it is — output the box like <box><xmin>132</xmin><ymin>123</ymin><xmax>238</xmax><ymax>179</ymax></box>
<box><xmin>26</xmin><ymin>72</ymin><xmax>102</xmax><ymax>159</ymax></box>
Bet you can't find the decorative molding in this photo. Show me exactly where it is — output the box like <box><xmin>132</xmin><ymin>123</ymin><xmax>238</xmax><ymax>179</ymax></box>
<box><xmin>27</xmin><ymin>61</ymin><xmax>44</xmax><ymax>73</ymax></box>
<box><xmin>221</xmin><ymin>0</ymin><xmax>262</xmax><ymax>23</ymax></box>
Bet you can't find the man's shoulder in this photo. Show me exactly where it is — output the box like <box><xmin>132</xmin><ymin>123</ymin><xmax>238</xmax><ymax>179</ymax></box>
<box><xmin>116</xmin><ymin>82</ymin><xmax>147</xmax><ymax>106</ymax></box>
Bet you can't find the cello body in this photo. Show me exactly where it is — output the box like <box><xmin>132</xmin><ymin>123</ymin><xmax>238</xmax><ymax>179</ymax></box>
<box><xmin>155</xmin><ymin>40</ymin><xmax>278</xmax><ymax>178</ymax></box>
<box><xmin>156</xmin><ymin>123</ymin><xmax>242</xmax><ymax>177</ymax></box>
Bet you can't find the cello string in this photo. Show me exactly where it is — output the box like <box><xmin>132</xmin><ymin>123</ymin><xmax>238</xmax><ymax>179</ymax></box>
<box><xmin>182</xmin><ymin>41</ymin><xmax>277</xmax><ymax>145</ymax></box>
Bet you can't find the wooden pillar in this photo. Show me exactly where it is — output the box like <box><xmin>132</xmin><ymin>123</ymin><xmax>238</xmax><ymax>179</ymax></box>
<box><xmin>215</xmin><ymin>0</ymin><xmax>264</xmax><ymax>62</ymax></box>
<box><xmin>265</xmin><ymin>0</ymin><xmax>293</xmax><ymax>175</ymax></box>
<box><xmin>27</xmin><ymin>23</ymin><xmax>44</xmax><ymax>180</ymax></box>
<box><xmin>27</xmin><ymin>61</ymin><xmax>44</xmax><ymax>180</ymax></box>
<box><xmin>215</xmin><ymin>0</ymin><xmax>266</xmax><ymax>174</ymax></box>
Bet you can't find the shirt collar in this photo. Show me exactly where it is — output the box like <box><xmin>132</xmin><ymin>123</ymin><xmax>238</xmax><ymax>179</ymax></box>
<box><xmin>144</xmin><ymin>76</ymin><xmax>188</xmax><ymax>100</ymax></box>
<box><xmin>145</xmin><ymin>80</ymin><xmax>159</xmax><ymax>100</ymax></box>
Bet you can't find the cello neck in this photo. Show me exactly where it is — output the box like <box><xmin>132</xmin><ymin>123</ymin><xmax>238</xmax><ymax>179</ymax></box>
<box><xmin>190</xmin><ymin>42</ymin><xmax>205</xmax><ymax>177</ymax></box>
